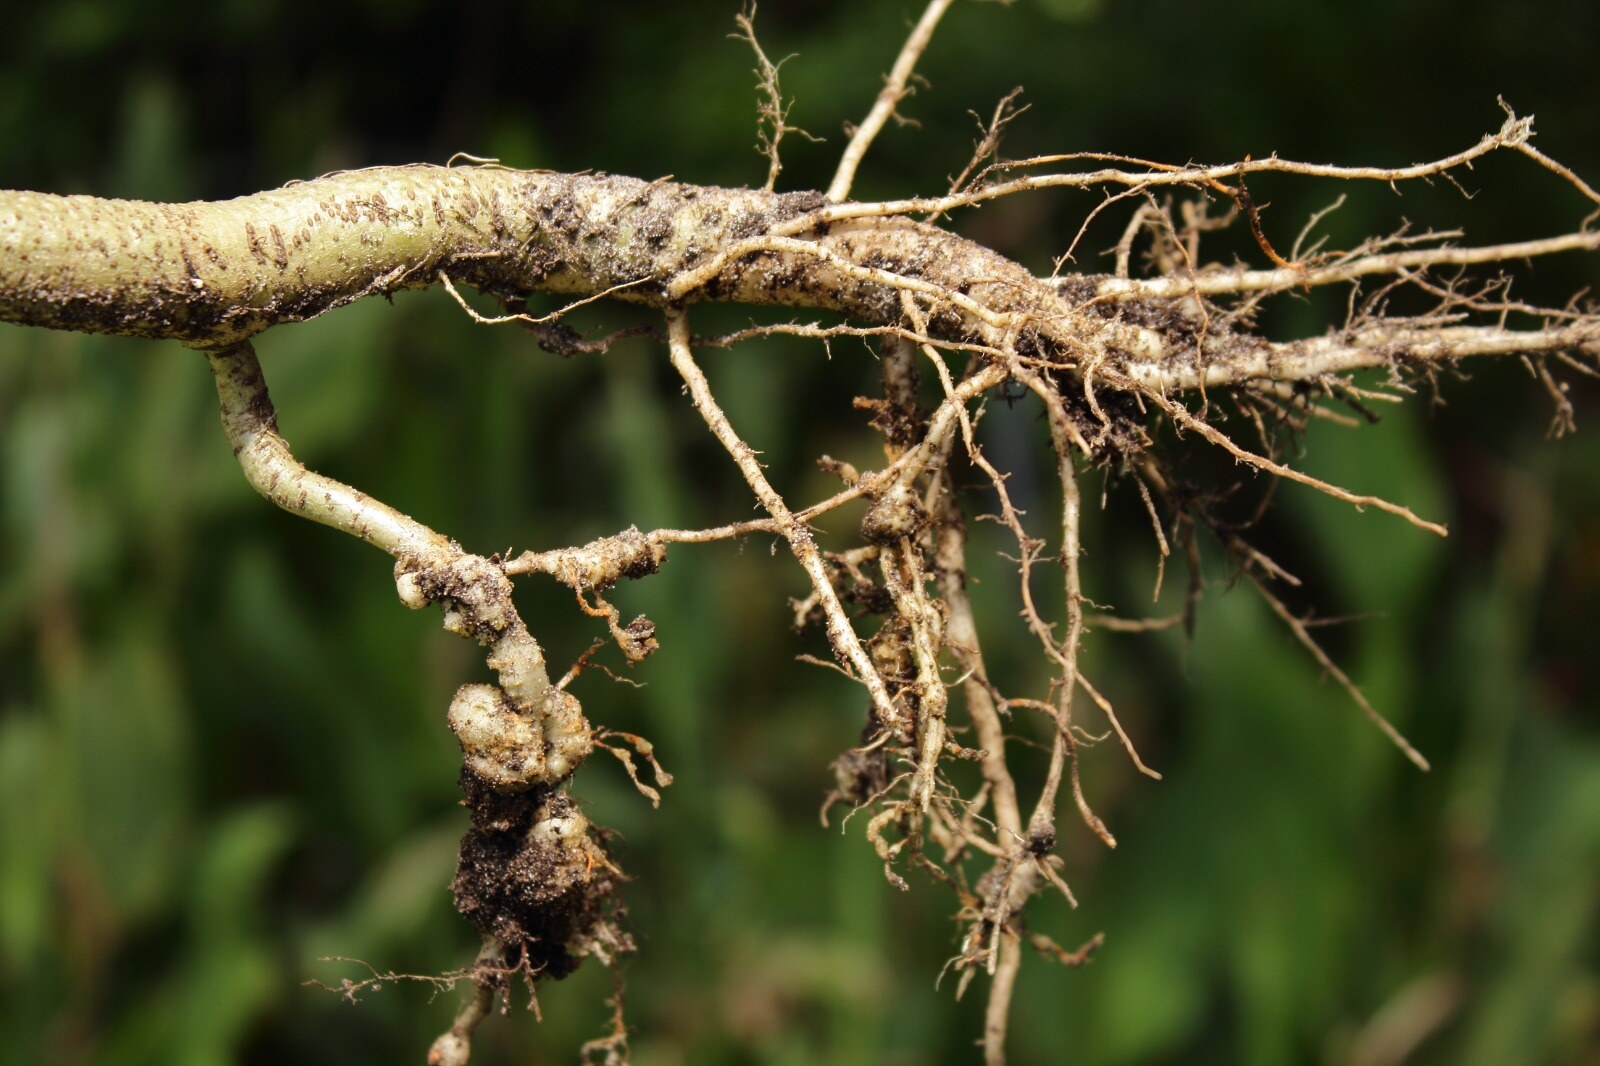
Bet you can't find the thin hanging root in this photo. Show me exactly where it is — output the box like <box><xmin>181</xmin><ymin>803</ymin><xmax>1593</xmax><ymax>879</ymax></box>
<box><xmin>1087</xmin><ymin>613</ymin><xmax>1185</xmax><ymax>633</ymax></box>
<box><xmin>427</xmin><ymin>938</ymin><xmax>504</xmax><ymax>1066</ymax></box>
<box><xmin>1069</xmin><ymin>742</ymin><xmax>1115</xmax><ymax>848</ymax></box>
<box><xmin>1134</xmin><ymin>470</ymin><xmax>1172</xmax><ymax>601</ymax></box>
<box><xmin>439</xmin><ymin>269</ymin><xmax>647</xmax><ymax>328</ymax></box>
<box><xmin>934</xmin><ymin>510</ymin><xmax>1023</xmax><ymax>847</ymax></box>
<box><xmin>935</xmin><ymin>87</ymin><xmax>1029</xmax><ymax>225</ymax></box>
<box><xmin>879</xmin><ymin>540</ymin><xmax>950</xmax><ymax>814</ymax></box>
<box><xmin>665</xmin><ymin>309</ymin><xmax>902</xmax><ymax>731</ymax></box>
<box><xmin>983</xmin><ymin>936</ymin><xmax>1022</xmax><ymax>1066</ymax></box>
<box><xmin>866</xmin><ymin>802</ymin><xmax>913</xmax><ymax>891</ymax></box>
<box><xmin>596</xmin><ymin>729</ymin><xmax>675</xmax><ymax>807</ymax></box>
<box><xmin>808</xmin><ymin>101</ymin><xmax>1555</xmax><ymax>225</ymax></box>
<box><xmin>572</xmin><ymin>588</ymin><xmax>659</xmax><ymax>664</ymax></box>
<box><xmin>1076</xmin><ymin>673</ymin><xmax>1162</xmax><ymax>781</ymax></box>
<box><xmin>1032</xmin><ymin>855</ymin><xmax>1079</xmax><ymax>909</ymax></box>
<box><xmin>1252</xmin><ymin>577</ymin><xmax>1431</xmax><ymax>771</ymax></box>
<box><xmin>1011</xmin><ymin>368</ymin><xmax>1094</xmax><ymax>839</ymax></box>
<box><xmin>828</xmin><ymin>0</ymin><xmax>957</xmax><ymax>201</ymax></box>
<box><xmin>732</xmin><ymin>5</ymin><xmax>820</xmax><ymax>192</ymax></box>
<box><xmin>557</xmin><ymin>640</ymin><xmax>614</xmax><ymax>690</ymax></box>
<box><xmin>867</xmin><ymin>329</ymin><xmax>950</xmax><ymax>812</ymax></box>
<box><xmin>1134</xmin><ymin>379</ymin><xmax>1449</xmax><ymax>536</ymax></box>
<box><xmin>955</xmin><ymin>362</ymin><xmax>1111</xmax><ymax>1066</ymax></box>
<box><xmin>934</xmin><ymin>485</ymin><xmax>1043</xmax><ymax>1066</ymax></box>
<box><xmin>984</xmin><ymin>892</ymin><xmax>1011</xmax><ymax>977</ymax></box>
<box><xmin>1028</xmin><ymin>931</ymin><xmax>1104</xmax><ymax>967</ymax></box>
<box><xmin>578</xmin><ymin>972</ymin><xmax>633</xmax><ymax>1066</ymax></box>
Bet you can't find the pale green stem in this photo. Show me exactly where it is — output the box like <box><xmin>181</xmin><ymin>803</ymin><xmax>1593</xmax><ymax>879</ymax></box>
<box><xmin>204</xmin><ymin>341</ymin><xmax>584</xmax><ymax>787</ymax></box>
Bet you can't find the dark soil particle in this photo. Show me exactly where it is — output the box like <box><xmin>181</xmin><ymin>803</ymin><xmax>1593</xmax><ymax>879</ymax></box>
<box><xmin>831</xmin><ymin>742</ymin><xmax>889</xmax><ymax>807</ymax></box>
<box><xmin>458</xmin><ymin>767</ymin><xmax>545</xmax><ymax>833</ymax></box>
<box><xmin>450</xmin><ymin>776</ymin><xmax>623</xmax><ymax>980</ymax></box>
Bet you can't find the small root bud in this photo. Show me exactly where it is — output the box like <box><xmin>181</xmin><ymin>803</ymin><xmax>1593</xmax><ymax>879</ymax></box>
<box><xmin>395</xmin><ymin>567</ymin><xmax>429</xmax><ymax>610</ymax></box>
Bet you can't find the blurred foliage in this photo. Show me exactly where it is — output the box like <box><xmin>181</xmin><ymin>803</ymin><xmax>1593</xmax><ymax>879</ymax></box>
<box><xmin>1</xmin><ymin>1</ymin><xmax>1598</xmax><ymax>1063</ymax></box>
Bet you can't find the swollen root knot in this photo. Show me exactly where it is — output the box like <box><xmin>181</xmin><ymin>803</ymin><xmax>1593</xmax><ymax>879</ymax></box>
<box><xmin>396</xmin><ymin>567</ymin><xmax>431</xmax><ymax>611</ymax></box>
<box><xmin>512</xmin><ymin>526</ymin><xmax>666</xmax><ymax>590</ymax></box>
<box><xmin>394</xmin><ymin>553</ymin><xmax>521</xmax><ymax>644</ymax></box>
<box><xmin>449</xmin><ymin>683</ymin><xmax>593</xmax><ymax>791</ymax></box>
<box><xmin>428</xmin><ymin>1030</ymin><xmax>472</xmax><ymax>1066</ymax></box>
<box><xmin>860</xmin><ymin>482</ymin><xmax>928</xmax><ymax>545</ymax></box>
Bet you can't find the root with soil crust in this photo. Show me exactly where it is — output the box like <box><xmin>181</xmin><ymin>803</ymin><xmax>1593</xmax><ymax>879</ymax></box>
<box><xmin>4</xmin><ymin>6</ymin><xmax>1599</xmax><ymax>1062</ymax></box>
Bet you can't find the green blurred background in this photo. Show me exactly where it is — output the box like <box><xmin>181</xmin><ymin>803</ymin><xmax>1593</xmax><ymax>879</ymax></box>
<box><xmin>2</xmin><ymin>1</ymin><xmax>1598</xmax><ymax>1062</ymax></box>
